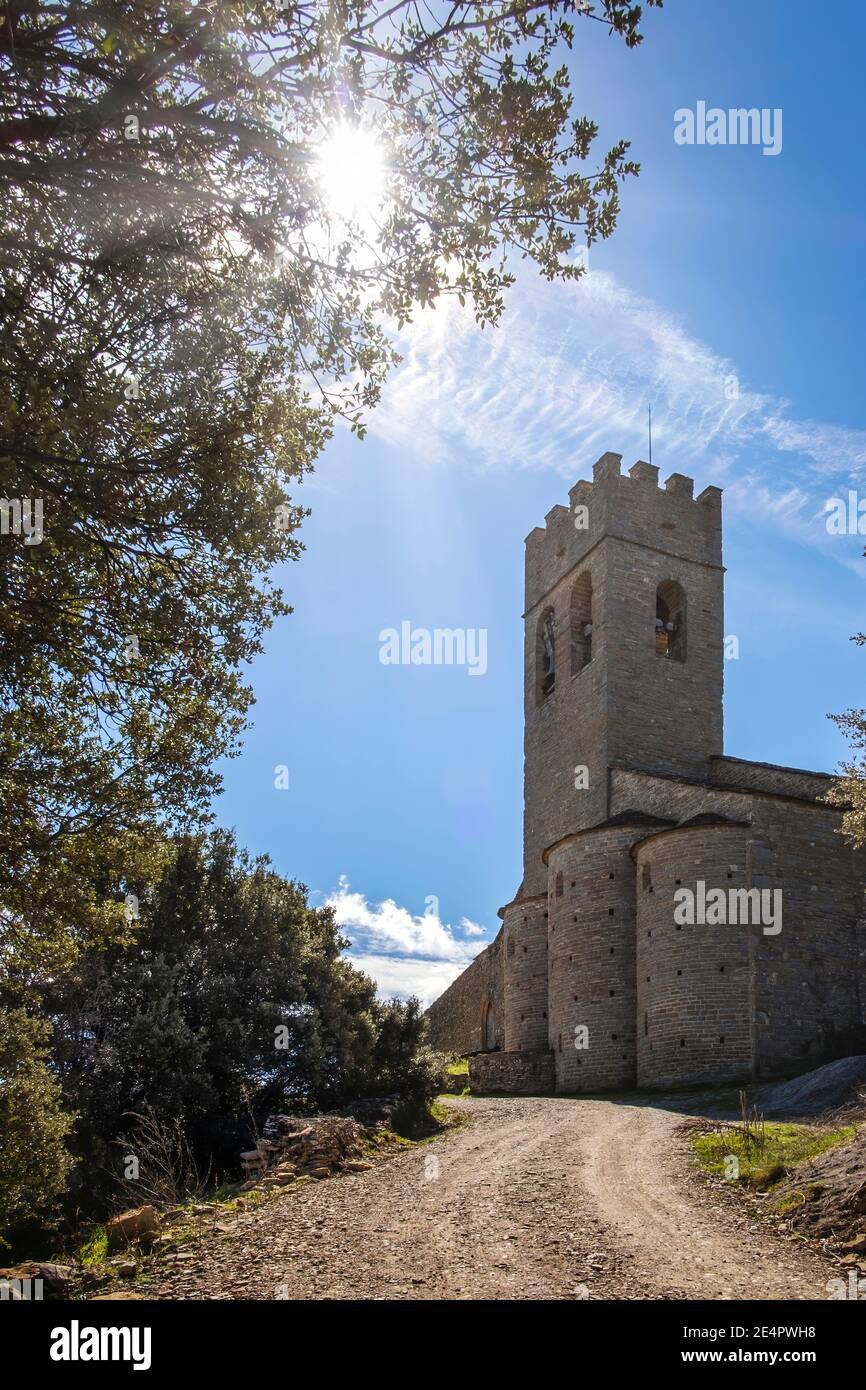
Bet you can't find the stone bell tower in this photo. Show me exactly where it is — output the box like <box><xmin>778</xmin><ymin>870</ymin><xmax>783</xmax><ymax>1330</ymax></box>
<box><xmin>496</xmin><ymin>451</ymin><xmax>725</xmax><ymax>1077</ymax></box>
<box><xmin>520</xmin><ymin>450</ymin><xmax>725</xmax><ymax>900</ymax></box>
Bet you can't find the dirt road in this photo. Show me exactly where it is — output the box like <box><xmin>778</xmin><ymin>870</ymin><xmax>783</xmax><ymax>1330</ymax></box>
<box><xmin>142</xmin><ymin>1095</ymin><xmax>835</xmax><ymax>1301</ymax></box>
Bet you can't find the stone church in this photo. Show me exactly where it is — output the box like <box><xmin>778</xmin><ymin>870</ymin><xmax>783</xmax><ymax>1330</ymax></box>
<box><xmin>425</xmin><ymin>451</ymin><xmax>866</xmax><ymax>1093</ymax></box>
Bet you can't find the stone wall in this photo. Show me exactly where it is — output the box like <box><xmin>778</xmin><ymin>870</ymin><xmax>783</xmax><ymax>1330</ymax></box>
<box><xmin>710</xmin><ymin>756</ymin><xmax>834</xmax><ymax>802</ymax></box>
<box><xmin>634</xmin><ymin>803</ymin><xmax>866</xmax><ymax>1087</ymax></box>
<box><xmin>635</xmin><ymin>823</ymin><xmax>753</xmax><ymax>1088</ymax></box>
<box><xmin>547</xmin><ymin>822</ymin><xmax>646</xmax><ymax>1091</ymax></box>
<box><xmin>424</xmin><ymin>928</ymin><xmax>504</xmax><ymax>1056</ymax></box>
<box><xmin>502</xmin><ymin>896</ymin><xmax>549</xmax><ymax>1051</ymax></box>
<box><xmin>468</xmin><ymin>1049</ymin><xmax>554</xmax><ymax>1095</ymax></box>
<box><xmin>744</xmin><ymin>797</ymin><xmax>866</xmax><ymax>1075</ymax></box>
<box><xmin>521</xmin><ymin>544</ymin><xmax>608</xmax><ymax>895</ymax></box>
<box><xmin>610</xmin><ymin>766</ymin><xmax>750</xmax><ymax>824</ymax></box>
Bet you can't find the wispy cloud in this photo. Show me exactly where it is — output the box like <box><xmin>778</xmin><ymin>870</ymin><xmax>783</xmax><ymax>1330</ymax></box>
<box><xmin>371</xmin><ymin>267</ymin><xmax>866</xmax><ymax>563</ymax></box>
<box><xmin>326</xmin><ymin>875</ymin><xmax>489</xmax><ymax>1007</ymax></box>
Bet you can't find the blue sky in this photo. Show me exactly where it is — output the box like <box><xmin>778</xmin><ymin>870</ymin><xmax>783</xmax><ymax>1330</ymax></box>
<box><xmin>214</xmin><ymin>0</ymin><xmax>866</xmax><ymax>1005</ymax></box>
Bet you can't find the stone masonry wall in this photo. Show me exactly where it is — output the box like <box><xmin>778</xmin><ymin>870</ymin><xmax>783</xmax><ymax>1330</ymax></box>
<box><xmin>610</xmin><ymin>766</ymin><xmax>750</xmax><ymax>824</ymax></box>
<box><xmin>424</xmin><ymin>928</ymin><xmax>504</xmax><ymax>1056</ymax></box>
<box><xmin>547</xmin><ymin>823</ymin><xmax>642</xmax><ymax>1091</ymax></box>
<box><xmin>468</xmin><ymin>1049</ymin><xmax>554</xmax><ymax>1095</ymax></box>
<box><xmin>521</xmin><ymin>545</ymin><xmax>608</xmax><ymax>896</ymax></box>
<box><xmin>743</xmin><ymin>797</ymin><xmax>866</xmax><ymax>1075</ymax></box>
<box><xmin>635</xmin><ymin>805</ymin><xmax>866</xmax><ymax>1088</ymax></box>
<box><xmin>635</xmin><ymin>825</ymin><xmax>753</xmax><ymax>1088</ymax></box>
<box><xmin>502</xmin><ymin>896</ymin><xmax>549</xmax><ymax>1051</ymax></box>
<box><xmin>710</xmin><ymin>756</ymin><xmax>835</xmax><ymax>802</ymax></box>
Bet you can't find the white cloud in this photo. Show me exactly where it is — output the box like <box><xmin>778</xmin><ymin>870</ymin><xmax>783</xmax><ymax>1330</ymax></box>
<box><xmin>345</xmin><ymin>953</ymin><xmax>469</xmax><ymax>1009</ymax></box>
<box><xmin>370</xmin><ymin>267</ymin><xmax>866</xmax><ymax>564</ymax></box>
<box><xmin>325</xmin><ymin>876</ymin><xmax>489</xmax><ymax>1006</ymax></box>
<box><xmin>460</xmin><ymin>918</ymin><xmax>487</xmax><ymax>937</ymax></box>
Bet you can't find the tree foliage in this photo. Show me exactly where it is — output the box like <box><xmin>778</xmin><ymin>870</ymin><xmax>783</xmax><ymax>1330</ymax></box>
<box><xmin>0</xmin><ymin>0</ymin><xmax>660</xmax><ymax>981</ymax></box>
<box><xmin>0</xmin><ymin>1007</ymin><xmax>75</xmax><ymax>1249</ymax></box>
<box><xmin>827</xmin><ymin>632</ymin><xmax>866</xmax><ymax>847</ymax></box>
<box><xmin>44</xmin><ymin>829</ymin><xmax>442</xmax><ymax>1216</ymax></box>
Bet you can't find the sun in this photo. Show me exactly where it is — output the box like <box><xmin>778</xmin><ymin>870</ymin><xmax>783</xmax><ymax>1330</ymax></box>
<box><xmin>315</xmin><ymin>122</ymin><xmax>388</xmax><ymax>225</ymax></box>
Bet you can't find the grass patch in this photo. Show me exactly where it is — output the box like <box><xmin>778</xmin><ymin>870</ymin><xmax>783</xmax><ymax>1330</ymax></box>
<box><xmin>430</xmin><ymin>1100</ymin><xmax>464</xmax><ymax>1125</ymax></box>
<box><xmin>440</xmin><ymin>1057</ymin><xmax>470</xmax><ymax>1095</ymax></box>
<box><xmin>77</xmin><ymin>1226</ymin><xmax>109</xmax><ymax>1266</ymax></box>
<box><xmin>203</xmin><ymin>1184</ymin><xmax>267</xmax><ymax>1211</ymax></box>
<box><xmin>772</xmin><ymin>1183</ymin><xmax>827</xmax><ymax>1216</ymax></box>
<box><xmin>691</xmin><ymin>1121</ymin><xmax>856</xmax><ymax>1192</ymax></box>
<box><xmin>375</xmin><ymin>1128</ymin><xmax>417</xmax><ymax>1148</ymax></box>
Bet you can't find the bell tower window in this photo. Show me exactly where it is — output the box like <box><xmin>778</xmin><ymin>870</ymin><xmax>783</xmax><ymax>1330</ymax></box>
<box><xmin>538</xmin><ymin>607</ymin><xmax>556</xmax><ymax>700</ymax></box>
<box><xmin>570</xmin><ymin>572</ymin><xmax>593</xmax><ymax>674</ymax></box>
<box><xmin>655</xmin><ymin>581</ymin><xmax>686</xmax><ymax>662</ymax></box>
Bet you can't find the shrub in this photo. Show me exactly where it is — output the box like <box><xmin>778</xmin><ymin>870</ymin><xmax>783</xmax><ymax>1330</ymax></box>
<box><xmin>0</xmin><ymin>1007</ymin><xmax>74</xmax><ymax>1251</ymax></box>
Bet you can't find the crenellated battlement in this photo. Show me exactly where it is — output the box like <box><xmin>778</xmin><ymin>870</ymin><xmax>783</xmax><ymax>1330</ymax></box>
<box><xmin>525</xmin><ymin>451</ymin><xmax>722</xmax><ymax>614</ymax></box>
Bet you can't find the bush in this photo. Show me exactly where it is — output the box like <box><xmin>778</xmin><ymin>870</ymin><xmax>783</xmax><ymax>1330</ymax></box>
<box><xmin>42</xmin><ymin>831</ymin><xmax>445</xmax><ymax>1217</ymax></box>
<box><xmin>0</xmin><ymin>1007</ymin><xmax>74</xmax><ymax>1251</ymax></box>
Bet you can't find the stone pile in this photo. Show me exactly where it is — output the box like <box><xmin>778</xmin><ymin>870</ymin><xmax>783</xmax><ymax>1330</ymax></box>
<box><xmin>239</xmin><ymin>1114</ymin><xmax>372</xmax><ymax>1187</ymax></box>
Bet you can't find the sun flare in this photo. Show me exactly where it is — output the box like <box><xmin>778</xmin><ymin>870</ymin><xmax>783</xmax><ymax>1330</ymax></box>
<box><xmin>315</xmin><ymin>122</ymin><xmax>388</xmax><ymax>224</ymax></box>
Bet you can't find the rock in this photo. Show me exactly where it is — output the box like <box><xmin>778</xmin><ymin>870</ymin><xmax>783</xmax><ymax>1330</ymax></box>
<box><xmin>90</xmin><ymin>1291</ymin><xmax>145</xmax><ymax>1300</ymax></box>
<box><xmin>0</xmin><ymin>1262</ymin><xmax>69</xmax><ymax>1299</ymax></box>
<box><xmin>107</xmin><ymin>1205</ymin><xmax>160</xmax><ymax>1248</ymax></box>
<box><xmin>757</xmin><ymin>1056</ymin><xmax>866</xmax><ymax>1118</ymax></box>
<box><xmin>310</xmin><ymin>1167</ymin><xmax>331</xmax><ymax>1180</ymax></box>
<box><xmin>0</xmin><ymin>1261</ymin><xmax>75</xmax><ymax>1299</ymax></box>
<box><xmin>344</xmin><ymin>1160</ymin><xmax>372</xmax><ymax>1172</ymax></box>
<box><xmin>40</xmin><ymin>1263</ymin><xmax>75</xmax><ymax>1296</ymax></box>
<box><xmin>841</xmin><ymin>1233</ymin><xmax>866</xmax><ymax>1253</ymax></box>
<box><xmin>117</xmin><ymin>1262</ymin><xmax>137</xmax><ymax>1279</ymax></box>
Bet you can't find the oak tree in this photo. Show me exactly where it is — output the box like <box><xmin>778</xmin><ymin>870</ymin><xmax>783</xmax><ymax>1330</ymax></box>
<box><xmin>0</xmin><ymin>1</ymin><xmax>660</xmax><ymax>982</ymax></box>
